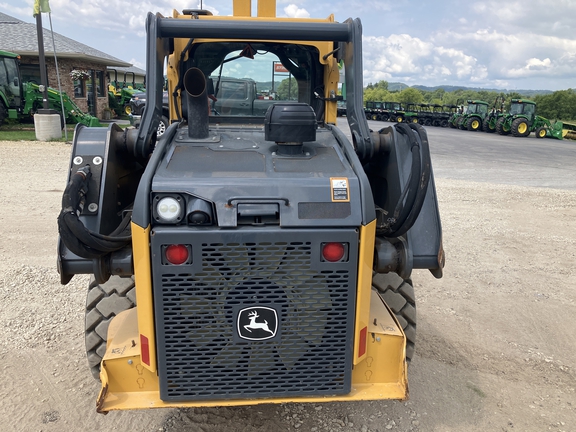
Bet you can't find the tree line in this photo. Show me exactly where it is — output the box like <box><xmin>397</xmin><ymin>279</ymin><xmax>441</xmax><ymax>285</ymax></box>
<box><xmin>363</xmin><ymin>81</ymin><xmax>576</xmax><ymax>122</ymax></box>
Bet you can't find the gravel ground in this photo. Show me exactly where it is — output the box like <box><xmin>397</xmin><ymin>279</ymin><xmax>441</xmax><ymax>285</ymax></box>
<box><xmin>0</xmin><ymin>138</ymin><xmax>574</xmax><ymax>431</ymax></box>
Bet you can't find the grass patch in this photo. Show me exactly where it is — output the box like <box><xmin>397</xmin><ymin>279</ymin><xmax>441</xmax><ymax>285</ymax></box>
<box><xmin>0</xmin><ymin>130</ymin><xmax>44</xmax><ymax>141</ymax></box>
<box><xmin>0</xmin><ymin>121</ymin><xmax>132</xmax><ymax>141</ymax></box>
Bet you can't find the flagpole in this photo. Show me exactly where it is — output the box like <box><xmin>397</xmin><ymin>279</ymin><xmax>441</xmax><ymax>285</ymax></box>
<box><xmin>35</xmin><ymin>11</ymin><xmax>50</xmax><ymax>110</ymax></box>
<box><xmin>48</xmin><ymin>12</ymin><xmax>68</xmax><ymax>140</ymax></box>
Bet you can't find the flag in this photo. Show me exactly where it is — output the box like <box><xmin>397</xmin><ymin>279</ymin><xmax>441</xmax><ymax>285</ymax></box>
<box><xmin>33</xmin><ymin>0</ymin><xmax>51</xmax><ymax>17</ymax></box>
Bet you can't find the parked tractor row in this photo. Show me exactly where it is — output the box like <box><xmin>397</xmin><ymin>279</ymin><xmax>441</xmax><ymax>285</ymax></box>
<box><xmin>364</xmin><ymin>102</ymin><xmax>457</xmax><ymax>127</ymax></box>
<box><xmin>364</xmin><ymin>97</ymin><xmax>566</xmax><ymax>139</ymax></box>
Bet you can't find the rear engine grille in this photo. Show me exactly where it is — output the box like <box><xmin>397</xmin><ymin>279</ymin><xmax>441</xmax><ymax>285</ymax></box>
<box><xmin>151</xmin><ymin>229</ymin><xmax>358</xmax><ymax>401</ymax></box>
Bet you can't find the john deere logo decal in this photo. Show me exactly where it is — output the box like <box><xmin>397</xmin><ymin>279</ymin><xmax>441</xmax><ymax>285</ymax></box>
<box><xmin>237</xmin><ymin>307</ymin><xmax>278</xmax><ymax>341</ymax></box>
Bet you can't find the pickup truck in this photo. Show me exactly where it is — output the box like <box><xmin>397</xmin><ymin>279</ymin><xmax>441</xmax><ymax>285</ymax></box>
<box><xmin>211</xmin><ymin>77</ymin><xmax>277</xmax><ymax>116</ymax></box>
<box><xmin>129</xmin><ymin>91</ymin><xmax>169</xmax><ymax>136</ymax></box>
<box><xmin>130</xmin><ymin>77</ymin><xmax>282</xmax><ymax>133</ymax></box>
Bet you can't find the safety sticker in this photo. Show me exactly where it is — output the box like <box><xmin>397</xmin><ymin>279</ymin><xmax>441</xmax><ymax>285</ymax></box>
<box><xmin>330</xmin><ymin>177</ymin><xmax>350</xmax><ymax>202</ymax></box>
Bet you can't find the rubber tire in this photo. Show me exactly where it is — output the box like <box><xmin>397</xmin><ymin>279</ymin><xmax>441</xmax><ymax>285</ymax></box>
<box><xmin>124</xmin><ymin>104</ymin><xmax>132</xmax><ymax>115</ymax></box>
<box><xmin>0</xmin><ymin>103</ymin><xmax>8</xmax><ymax>126</ymax></box>
<box><xmin>483</xmin><ymin>117</ymin><xmax>495</xmax><ymax>133</ymax></box>
<box><xmin>512</xmin><ymin>118</ymin><xmax>530</xmax><ymax>137</ymax></box>
<box><xmin>396</xmin><ymin>115</ymin><xmax>404</xmax><ymax>123</ymax></box>
<box><xmin>157</xmin><ymin>115</ymin><xmax>169</xmax><ymax>137</ymax></box>
<box><xmin>535</xmin><ymin>126</ymin><xmax>547</xmax><ymax>139</ymax></box>
<box><xmin>372</xmin><ymin>272</ymin><xmax>416</xmax><ymax>362</ymax></box>
<box><xmin>418</xmin><ymin>118</ymin><xmax>425</xmax><ymax>125</ymax></box>
<box><xmin>85</xmin><ymin>276</ymin><xmax>136</xmax><ymax>379</ymax></box>
<box><xmin>467</xmin><ymin>117</ymin><xmax>481</xmax><ymax>131</ymax></box>
<box><xmin>496</xmin><ymin>117</ymin><xmax>510</xmax><ymax>135</ymax></box>
<box><xmin>424</xmin><ymin>119</ymin><xmax>432</xmax><ymax>126</ymax></box>
<box><xmin>381</xmin><ymin>114</ymin><xmax>389</xmax><ymax>122</ymax></box>
<box><xmin>375</xmin><ymin>114</ymin><xmax>382</xmax><ymax>121</ymax></box>
<box><xmin>457</xmin><ymin>117</ymin><xmax>466</xmax><ymax>130</ymax></box>
<box><xmin>441</xmin><ymin>120</ymin><xmax>448</xmax><ymax>127</ymax></box>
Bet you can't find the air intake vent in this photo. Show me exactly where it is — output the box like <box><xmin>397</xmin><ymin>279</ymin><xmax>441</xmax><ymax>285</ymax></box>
<box><xmin>151</xmin><ymin>228</ymin><xmax>358</xmax><ymax>401</ymax></box>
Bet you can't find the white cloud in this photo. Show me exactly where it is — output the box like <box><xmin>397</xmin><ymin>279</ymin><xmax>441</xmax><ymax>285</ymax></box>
<box><xmin>282</xmin><ymin>4</ymin><xmax>310</xmax><ymax>18</ymax></box>
<box><xmin>433</xmin><ymin>27</ymin><xmax>576</xmax><ymax>83</ymax></box>
<box><xmin>362</xmin><ymin>34</ymin><xmax>489</xmax><ymax>87</ymax></box>
<box><xmin>5</xmin><ymin>0</ymin><xmax>576</xmax><ymax>90</ymax></box>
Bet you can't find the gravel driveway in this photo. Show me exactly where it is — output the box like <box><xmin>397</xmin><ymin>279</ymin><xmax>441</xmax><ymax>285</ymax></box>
<box><xmin>0</xmin><ymin>136</ymin><xmax>574</xmax><ymax>432</ymax></box>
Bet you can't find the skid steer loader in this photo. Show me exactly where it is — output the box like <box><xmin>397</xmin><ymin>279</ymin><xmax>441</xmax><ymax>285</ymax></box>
<box><xmin>57</xmin><ymin>0</ymin><xmax>444</xmax><ymax>413</ymax></box>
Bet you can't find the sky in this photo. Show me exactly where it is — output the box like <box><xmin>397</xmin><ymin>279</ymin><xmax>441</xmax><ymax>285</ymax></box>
<box><xmin>1</xmin><ymin>0</ymin><xmax>575</xmax><ymax>91</ymax></box>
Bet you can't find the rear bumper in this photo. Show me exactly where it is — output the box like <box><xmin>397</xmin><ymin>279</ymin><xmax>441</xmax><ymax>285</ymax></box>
<box><xmin>97</xmin><ymin>289</ymin><xmax>408</xmax><ymax>412</ymax></box>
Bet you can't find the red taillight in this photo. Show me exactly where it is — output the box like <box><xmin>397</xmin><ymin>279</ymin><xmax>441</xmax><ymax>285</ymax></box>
<box><xmin>358</xmin><ymin>326</ymin><xmax>367</xmax><ymax>358</ymax></box>
<box><xmin>322</xmin><ymin>242</ymin><xmax>345</xmax><ymax>262</ymax></box>
<box><xmin>140</xmin><ymin>334</ymin><xmax>150</xmax><ymax>366</ymax></box>
<box><xmin>165</xmin><ymin>244</ymin><xmax>189</xmax><ymax>265</ymax></box>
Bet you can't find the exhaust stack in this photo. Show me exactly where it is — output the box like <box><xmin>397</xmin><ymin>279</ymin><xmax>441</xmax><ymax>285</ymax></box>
<box><xmin>183</xmin><ymin>67</ymin><xmax>209</xmax><ymax>139</ymax></box>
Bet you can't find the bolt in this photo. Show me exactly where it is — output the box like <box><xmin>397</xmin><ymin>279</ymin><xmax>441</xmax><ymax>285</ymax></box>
<box><xmin>93</xmin><ymin>156</ymin><xmax>102</xmax><ymax>165</ymax></box>
<box><xmin>88</xmin><ymin>203</ymin><xmax>98</xmax><ymax>212</ymax></box>
<box><xmin>128</xmin><ymin>360</ymin><xmax>133</xmax><ymax>365</ymax></box>
<box><xmin>376</xmin><ymin>337</ymin><xmax>381</xmax><ymax>342</ymax></box>
<box><xmin>73</xmin><ymin>156</ymin><xmax>83</xmax><ymax>165</ymax></box>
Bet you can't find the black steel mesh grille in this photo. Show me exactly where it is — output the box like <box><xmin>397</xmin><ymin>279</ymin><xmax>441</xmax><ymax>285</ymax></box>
<box><xmin>151</xmin><ymin>229</ymin><xmax>357</xmax><ymax>401</ymax></box>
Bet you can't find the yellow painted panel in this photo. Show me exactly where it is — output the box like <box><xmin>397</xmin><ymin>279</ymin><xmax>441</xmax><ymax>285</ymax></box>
<box><xmin>352</xmin><ymin>290</ymin><xmax>407</xmax><ymax>386</ymax></box>
<box><xmin>257</xmin><ymin>0</ymin><xmax>276</xmax><ymax>17</ymax></box>
<box><xmin>233</xmin><ymin>0</ymin><xmax>251</xmax><ymax>17</ymax></box>
<box><xmin>353</xmin><ymin>221</ymin><xmax>376</xmax><ymax>364</ymax></box>
<box><xmin>131</xmin><ymin>222</ymin><xmax>157</xmax><ymax>373</ymax></box>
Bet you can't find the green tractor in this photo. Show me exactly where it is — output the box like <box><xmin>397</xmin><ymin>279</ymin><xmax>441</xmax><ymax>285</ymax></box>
<box><xmin>108</xmin><ymin>69</ymin><xmax>144</xmax><ymax>115</ymax></box>
<box><xmin>458</xmin><ymin>100</ymin><xmax>489</xmax><ymax>131</ymax></box>
<box><xmin>482</xmin><ymin>97</ymin><xmax>505</xmax><ymax>133</ymax></box>
<box><xmin>441</xmin><ymin>105</ymin><xmax>458</xmax><ymax>128</ymax></box>
<box><xmin>495</xmin><ymin>99</ymin><xmax>562</xmax><ymax>139</ymax></box>
<box><xmin>448</xmin><ymin>103</ymin><xmax>465</xmax><ymax>128</ymax></box>
<box><xmin>398</xmin><ymin>102</ymin><xmax>418</xmax><ymax>123</ymax></box>
<box><xmin>416</xmin><ymin>103</ymin><xmax>433</xmax><ymax>126</ymax></box>
<box><xmin>364</xmin><ymin>101</ymin><xmax>382</xmax><ymax>120</ymax></box>
<box><xmin>0</xmin><ymin>50</ymin><xmax>100</xmax><ymax>127</ymax></box>
<box><xmin>384</xmin><ymin>101</ymin><xmax>405</xmax><ymax>122</ymax></box>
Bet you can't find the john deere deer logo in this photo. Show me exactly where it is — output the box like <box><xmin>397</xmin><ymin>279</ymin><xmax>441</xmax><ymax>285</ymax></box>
<box><xmin>237</xmin><ymin>306</ymin><xmax>278</xmax><ymax>341</ymax></box>
<box><xmin>244</xmin><ymin>310</ymin><xmax>274</xmax><ymax>335</ymax></box>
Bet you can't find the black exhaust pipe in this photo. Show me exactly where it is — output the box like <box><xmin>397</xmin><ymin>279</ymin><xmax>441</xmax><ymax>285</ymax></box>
<box><xmin>183</xmin><ymin>67</ymin><xmax>209</xmax><ymax>139</ymax></box>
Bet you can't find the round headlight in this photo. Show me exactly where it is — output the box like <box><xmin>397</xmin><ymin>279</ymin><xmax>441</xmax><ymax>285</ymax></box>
<box><xmin>156</xmin><ymin>196</ymin><xmax>182</xmax><ymax>223</ymax></box>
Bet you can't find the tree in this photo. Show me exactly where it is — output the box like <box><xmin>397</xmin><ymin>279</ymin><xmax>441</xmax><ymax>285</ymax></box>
<box><xmin>276</xmin><ymin>77</ymin><xmax>297</xmax><ymax>100</ymax></box>
<box><xmin>397</xmin><ymin>87</ymin><xmax>423</xmax><ymax>105</ymax></box>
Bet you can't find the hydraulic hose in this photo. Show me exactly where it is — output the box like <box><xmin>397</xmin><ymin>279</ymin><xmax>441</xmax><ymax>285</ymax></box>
<box><xmin>381</xmin><ymin>122</ymin><xmax>431</xmax><ymax>238</ymax></box>
<box><xmin>58</xmin><ymin>165</ymin><xmax>131</xmax><ymax>259</ymax></box>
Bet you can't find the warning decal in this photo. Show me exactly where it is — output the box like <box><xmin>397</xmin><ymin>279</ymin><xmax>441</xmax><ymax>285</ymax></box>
<box><xmin>330</xmin><ymin>177</ymin><xmax>350</xmax><ymax>202</ymax></box>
